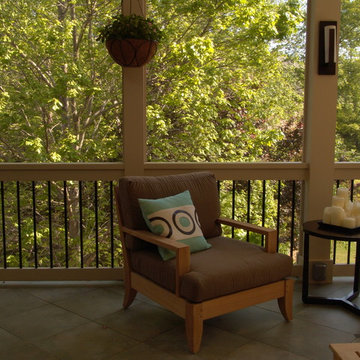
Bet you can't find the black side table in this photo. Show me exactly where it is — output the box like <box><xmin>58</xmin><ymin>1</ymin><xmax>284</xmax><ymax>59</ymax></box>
<box><xmin>302</xmin><ymin>220</ymin><xmax>360</xmax><ymax>315</ymax></box>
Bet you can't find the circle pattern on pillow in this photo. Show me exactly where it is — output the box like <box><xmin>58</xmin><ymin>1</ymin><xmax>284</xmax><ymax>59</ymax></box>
<box><xmin>148</xmin><ymin>216</ymin><xmax>173</xmax><ymax>238</ymax></box>
<box><xmin>173</xmin><ymin>209</ymin><xmax>196</xmax><ymax>235</ymax></box>
<box><xmin>146</xmin><ymin>204</ymin><xmax>203</xmax><ymax>241</ymax></box>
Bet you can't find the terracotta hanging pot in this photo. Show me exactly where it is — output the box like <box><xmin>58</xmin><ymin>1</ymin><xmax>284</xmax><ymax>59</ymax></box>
<box><xmin>105</xmin><ymin>39</ymin><xmax>157</xmax><ymax>67</ymax></box>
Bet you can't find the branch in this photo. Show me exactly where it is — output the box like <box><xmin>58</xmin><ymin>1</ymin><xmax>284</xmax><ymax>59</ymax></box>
<box><xmin>0</xmin><ymin>136</ymin><xmax>25</xmax><ymax>161</ymax></box>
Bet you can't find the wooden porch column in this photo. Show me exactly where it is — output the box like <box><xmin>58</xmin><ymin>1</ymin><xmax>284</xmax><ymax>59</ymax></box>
<box><xmin>122</xmin><ymin>0</ymin><xmax>146</xmax><ymax>176</ymax></box>
<box><xmin>303</xmin><ymin>0</ymin><xmax>341</xmax><ymax>260</ymax></box>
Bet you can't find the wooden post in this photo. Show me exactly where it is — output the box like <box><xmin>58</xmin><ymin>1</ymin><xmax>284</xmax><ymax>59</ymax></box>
<box><xmin>122</xmin><ymin>0</ymin><xmax>147</xmax><ymax>176</ymax></box>
<box><xmin>302</xmin><ymin>0</ymin><xmax>341</xmax><ymax>261</ymax></box>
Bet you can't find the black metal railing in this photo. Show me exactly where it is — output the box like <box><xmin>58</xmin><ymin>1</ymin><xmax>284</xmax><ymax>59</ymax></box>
<box><xmin>218</xmin><ymin>179</ymin><xmax>302</xmax><ymax>262</ymax></box>
<box><xmin>0</xmin><ymin>180</ymin><xmax>120</xmax><ymax>270</ymax></box>
<box><xmin>1</xmin><ymin>176</ymin><xmax>358</xmax><ymax>272</ymax></box>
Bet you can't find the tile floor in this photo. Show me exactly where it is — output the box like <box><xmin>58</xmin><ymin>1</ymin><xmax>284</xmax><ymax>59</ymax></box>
<box><xmin>0</xmin><ymin>277</ymin><xmax>359</xmax><ymax>360</ymax></box>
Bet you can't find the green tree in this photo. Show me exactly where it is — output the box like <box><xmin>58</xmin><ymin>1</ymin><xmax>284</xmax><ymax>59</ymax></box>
<box><xmin>336</xmin><ymin>0</ymin><xmax>360</xmax><ymax>161</ymax></box>
<box><xmin>147</xmin><ymin>0</ymin><xmax>304</xmax><ymax>162</ymax></box>
<box><xmin>0</xmin><ymin>0</ymin><xmax>123</xmax><ymax>163</ymax></box>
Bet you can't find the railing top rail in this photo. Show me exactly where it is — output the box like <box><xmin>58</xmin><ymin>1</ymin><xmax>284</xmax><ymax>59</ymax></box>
<box><xmin>0</xmin><ymin>162</ymin><xmax>125</xmax><ymax>181</ymax></box>
<box><xmin>0</xmin><ymin>161</ymin><xmax>359</xmax><ymax>181</ymax></box>
<box><xmin>0</xmin><ymin>161</ymin><xmax>308</xmax><ymax>181</ymax></box>
<box><xmin>144</xmin><ymin>162</ymin><xmax>308</xmax><ymax>180</ymax></box>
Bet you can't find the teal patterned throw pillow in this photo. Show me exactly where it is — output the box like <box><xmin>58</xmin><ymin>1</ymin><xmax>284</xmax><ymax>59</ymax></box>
<box><xmin>138</xmin><ymin>190</ymin><xmax>211</xmax><ymax>260</ymax></box>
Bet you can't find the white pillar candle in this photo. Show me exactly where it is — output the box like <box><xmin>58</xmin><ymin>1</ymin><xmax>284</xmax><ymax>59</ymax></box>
<box><xmin>342</xmin><ymin>217</ymin><xmax>356</xmax><ymax>229</ymax></box>
<box><xmin>331</xmin><ymin>206</ymin><xmax>345</xmax><ymax>226</ymax></box>
<box><xmin>336</xmin><ymin>187</ymin><xmax>349</xmax><ymax>199</ymax></box>
<box><xmin>332</xmin><ymin>196</ymin><xmax>345</xmax><ymax>208</ymax></box>
<box><xmin>345</xmin><ymin>200</ymin><xmax>353</xmax><ymax>216</ymax></box>
<box><xmin>352</xmin><ymin>201</ymin><xmax>360</xmax><ymax>216</ymax></box>
<box><xmin>355</xmin><ymin>216</ymin><xmax>360</xmax><ymax>227</ymax></box>
<box><xmin>322</xmin><ymin>207</ymin><xmax>333</xmax><ymax>224</ymax></box>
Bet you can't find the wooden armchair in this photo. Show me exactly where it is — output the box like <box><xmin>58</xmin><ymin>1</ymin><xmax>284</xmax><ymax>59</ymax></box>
<box><xmin>114</xmin><ymin>172</ymin><xmax>294</xmax><ymax>353</ymax></box>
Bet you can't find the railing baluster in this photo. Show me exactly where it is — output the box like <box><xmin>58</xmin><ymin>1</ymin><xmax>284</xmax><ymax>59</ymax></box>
<box><xmin>63</xmin><ymin>181</ymin><xmax>68</xmax><ymax>268</ymax></box>
<box><xmin>290</xmin><ymin>181</ymin><xmax>296</xmax><ymax>259</ymax></box>
<box><xmin>16</xmin><ymin>181</ymin><xmax>22</xmax><ymax>268</ymax></box>
<box><xmin>94</xmin><ymin>181</ymin><xmax>99</xmax><ymax>268</ymax></box>
<box><xmin>1</xmin><ymin>181</ymin><xmax>6</xmax><ymax>269</ymax></box>
<box><xmin>261</xmin><ymin>180</ymin><xmax>266</xmax><ymax>247</ymax></box>
<box><xmin>332</xmin><ymin>180</ymin><xmax>337</xmax><ymax>263</ymax></box>
<box><xmin>246</xmin><ymin>180</ymin><xmax>251</xmax><ymax>242</ymax></box>
<box><xmin>347</xmin><ymin>179</ymin><xmax>355</xmax><ymax>263</ymax></box>
<box><xmin>110</xmin><ymin>181</ymin><xmax>114</xmax><ymax>268</ymax></box>
<box><xmin>333</xmin><ymin>180</ymin><xmax>340</xmax><ymax>262</ymax></box>
<box><xmin>79</xmin><ymin>181</ymin><xmax>84</xmax><ymax>268</ymax></box>
<box><xmin>32</xmin><ymin>181</ymin><xmax>38</xmax><ymax>268</ymax></box>
<box><xmin>48</xmin><ymin>181</ymin><xmax>53</xmax><ymax>268</ymax></box>
<box><xmin>231</xmin><ymin>181</ymin><xmax>236</xmax><ymax>238</ymax></box>
<box><xmin>276</xmin><ymin>180</ymin><xmax>281</xmax><ymax>251</ymax></box>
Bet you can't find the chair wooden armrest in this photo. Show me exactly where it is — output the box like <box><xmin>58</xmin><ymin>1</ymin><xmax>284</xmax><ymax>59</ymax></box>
<box><xmin>121</xmin><ymin>226</ymin><xmax>191</xmax><ymax>295</ymax></box>
<box><xmin>217</xmin><ymin>217</ymin><xmax>277</xmax><ymax>253</ymax></box>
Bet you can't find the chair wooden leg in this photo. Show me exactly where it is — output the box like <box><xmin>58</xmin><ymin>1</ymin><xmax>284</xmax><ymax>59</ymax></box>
<box><xmin>185</xmin><ymin>303</ymin><xmax>203</xmax><ymax>354</ymax></box>
<box><xmin>277</xmin><ymin>278</ymin><xmax>294</xmax><ymax>321</ymax></box>
<box><xmin>123</xmin><ymin>286</ymin><xmax>137</xmax><ymax>309</ymax></box>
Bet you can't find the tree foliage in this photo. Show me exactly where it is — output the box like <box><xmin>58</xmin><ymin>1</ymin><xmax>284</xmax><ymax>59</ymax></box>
<box><xmin>336</xmin><ymin>0</ymin><xmax>360</xmax><ymax>161</ymax></box>
<box><xmin>147</xmin><ymin>0</ymin><xmax>304</xmax><ymax>162</ymax></box>
<box><xmin>0</xmin><ymin>0</ymin><xmax>123</xmax><ymax>163</ymax></box>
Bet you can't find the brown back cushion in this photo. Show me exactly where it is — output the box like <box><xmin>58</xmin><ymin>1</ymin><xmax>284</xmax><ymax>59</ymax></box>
<box><xmin>116</xmin><ymin>172</ymin><xmax>222</xmax><ymax>250</ymax></box>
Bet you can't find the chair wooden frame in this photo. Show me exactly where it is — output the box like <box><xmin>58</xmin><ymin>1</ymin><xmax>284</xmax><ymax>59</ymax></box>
<box><xmin>115</xmin><ymin>188</ymin><xmax>294</xmax><ymax>353</ymax></box>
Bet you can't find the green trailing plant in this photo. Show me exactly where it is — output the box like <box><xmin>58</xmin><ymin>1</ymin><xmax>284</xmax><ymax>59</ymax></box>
<box><xmin>97</xmin><ymin>13</ymin><xmax>163</xmax><ymax>43</ymax></box>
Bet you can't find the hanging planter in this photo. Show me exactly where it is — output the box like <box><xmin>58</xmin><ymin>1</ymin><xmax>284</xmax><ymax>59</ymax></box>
<box><xmin>105</xmin><ymin>38</ymin><xmax>157</xmax><ymax>67</ymax></box>
<box><xmin>97</xmin><ymin>13</ymin><xmax>163</xmax><ymax>68</ymax></box>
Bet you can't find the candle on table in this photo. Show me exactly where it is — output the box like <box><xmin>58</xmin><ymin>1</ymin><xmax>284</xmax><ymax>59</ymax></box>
<box><xmin>352</xmin><ymin>201</ymin><xmax>360</xmax><ymax>216</ymax></box>
<box><xmin>331</xmin><ymin>206</ymin><xmax>345</xmax><ymax>226</ymax></box>
<box><xmin>332</xmin><ymin>196</ymin><xmax>345</xmax><ymax>208</ymax></box>
<box><xmin>345</xmin><ymin>200</ymin><xmax>353</xmax><ymax>216</ymax></box>
<box><xmin>322</xmin><ymin>207</ymin><xmax>332</xmax><ymax>224</ymax></box>
<box><xmin>336</xmin><ymin>187</ymin><xmax>349</xmax><ymax>199</ymax></box>
<box><xmin>342</xmin><ymin>217</ymin><xmax>356</xmax><ymax>229</ymax></box>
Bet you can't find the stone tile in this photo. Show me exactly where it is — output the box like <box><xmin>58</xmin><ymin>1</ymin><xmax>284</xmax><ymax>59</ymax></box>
<box><xmin>98</xmin><ymin>301</ymin><xmax>182</xmax><ymax>342</ymax></box>
<box><xmin>296</xmin><ymin>303</ymin><xmax>360</xmax><ymax>335</ymax></box>
<box><xmin>101</xmin><ymin>282</ymin><xmax>125</xmax><ymax>295</ymax></box>
<box><xmin>54</xmin><ymin>287</ymin><xmax>124</xmax><ymax>320</ymax></box>
<box><xmin>146</xmin><ymin>324</ymin><xmax>250</xmax><ymax>359</ymax></box>
<box><xmin>254</xmin><ymin>318</ymin><xmax>356</xmax><ymax>360</ymax></box>
<box><xmin>24</xmin><ymin>285</ymin><xmax>94</xmax><ymax>303</ymax></box>
<box><xmin>257</xmin><ymin>288</ymin><xmax>306</xmax><ymax>316</ymax></box>
<box><xmin>227</xmin><ymin>340</ymin><xmax>310</xmax><ymax>360</ymax></box>
<box><xmin>308</xmin><ymin>282</ymin><xmax>351</xmax><ymax>298</ymax></box>
<box><xmin>0</xmin><ymin>288</ymin><xmax>47</xmax><ymax>320</ymax></box>
<box><xmin>207</xmin><ymin>306</ymin><xmax>285</xmax><ymax>339</ymax></box>
<box><xmin>105</xmin><ymin>343</ymin><xmax>177</xmax><ymax>360</ymax></box>
<box><xmin>0</xmin><ymin>303</ymin><xmax>88</xmax><ymax>342</ymax></box>
<box><xmin>0</xmin><ymin>342</ymin><xmax>59</xmax><ymax>360</ymax></box>
<box><xmin>0</xmin><ymin>327</ymin><xmax>22</xmax><ymax>353</ymax></box>
<box><xmin>135</xmin><ymin>291</ymin><xmax>168</xmax><ymax>309</ymax></box>
<box><xmin>36</xmin><ymin>321</ymin><xmax>138</xmax><ymax>360</ymax></box>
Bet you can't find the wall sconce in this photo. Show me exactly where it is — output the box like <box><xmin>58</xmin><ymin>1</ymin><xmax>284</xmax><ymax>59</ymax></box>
<box><xmin>318</xmin><ymin>21</ymin><xmax>337</xmax><ymax>75</ymax></box>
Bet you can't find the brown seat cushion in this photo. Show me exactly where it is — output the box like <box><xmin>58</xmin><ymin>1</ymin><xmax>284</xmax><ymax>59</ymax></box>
<box><xmin>116</xmin><ymin>172</ymin><xmax>222</xmax><ymax>250</ymax></box>
<box><xmin>131</xmin><ymin>236</ymin><xmax>293</xmax><ymax>303</ymax></box>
